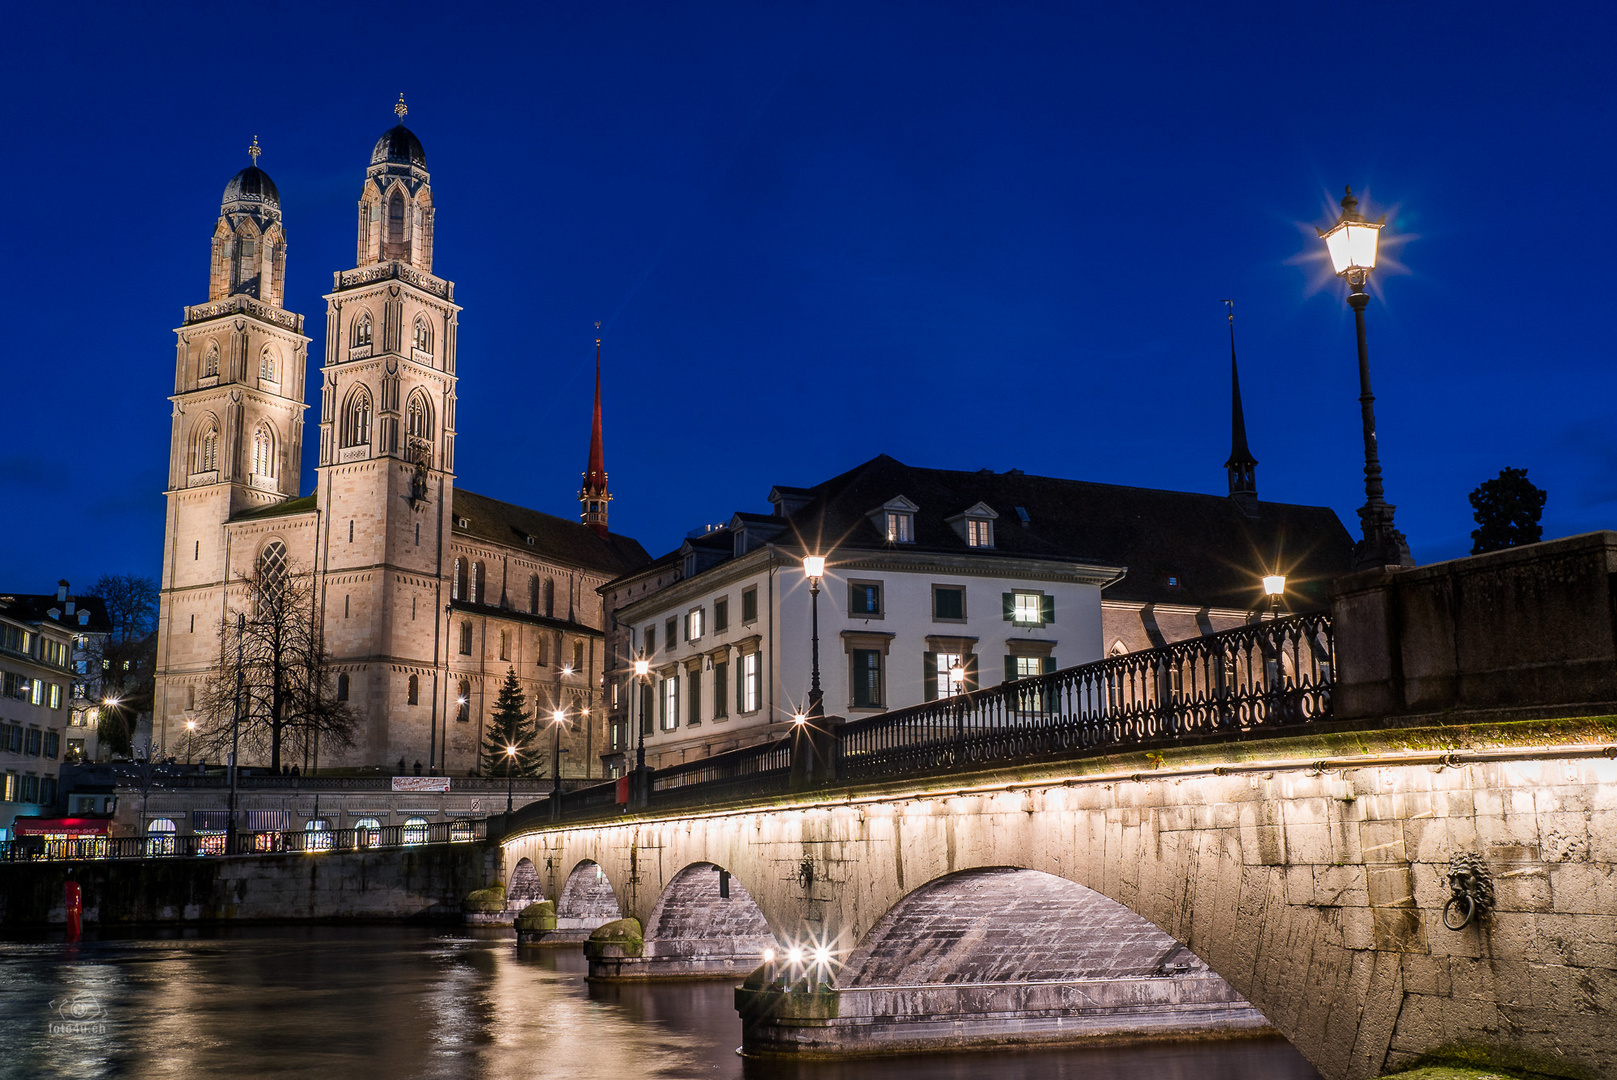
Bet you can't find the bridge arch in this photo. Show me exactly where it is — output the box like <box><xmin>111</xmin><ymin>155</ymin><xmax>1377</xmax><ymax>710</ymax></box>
<box><xmin>557</xmin><ymin>859</ymin><xmax>622</xmax><ymax>924</ymax></box>
<box><xmin>643</xmin><ymin>861</ymin><xmax>777</xmax><ymax>976</ymax></box>
<box><xmin>507</xmin><ymin>857</ymin><xmax>542</xmax><ymax>905</ymax></box>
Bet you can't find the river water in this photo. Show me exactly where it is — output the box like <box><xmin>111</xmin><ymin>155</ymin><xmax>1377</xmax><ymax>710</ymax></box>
<box><xmin>0</xmin><ymin>926</ymin><xmax>1322</xmax><ymax>1080</ymax></box>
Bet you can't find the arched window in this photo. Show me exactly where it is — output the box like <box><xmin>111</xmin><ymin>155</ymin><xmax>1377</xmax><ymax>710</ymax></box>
<box><xmin>403</xmin><ymin>816</ymin><xmax>429</xmax><ymax>845</ymax></box>
<box><xmin>470</xmin><ymin>562</ymin><xmax>485</xmax><ymax>604</ymax></box>
<box><xmin>259</xmin><ymin>347</ymin><xmax>276</xmax><ymax>380</ymax></box>
<box><xmin>251</xmin><ymin>423</ymin><xmax>276</xmax><ymax>478</ymax></box>
<box><xmin>406</xmin><ymin>390</ymin><xmax>433</xmax><ymax>441</ymax></box>
<box><xmin>257</xmin><ymin>540</ymin><xmax>289</xmax><ymax>603</ymax></box>
<box><xmin>146</xmin><ymin>817</ymin><xmax>178</xmax><ymax>855</ymax></box>
<box><xmin>543</xmin><ymin>578</ymin><xmax>555</xmax><ymax>618</ymax></box>
<box><xmin>407</xmin><ymin>674</ymin><xmax>419</xmax><ymax>705</ymax></box>
<box><xmin>340</xmin><ymin>386</ymin><xmax>372</xmax><ymax>448</ymax></box>
<box><xmin>352</xmin><ymin>312</ymin><xmax>373</xmax><ymax>348</ymax></box>
<box><xmin>452</xmin><ymin>558</ymin><xmax>465</xmax><ymax>600</ymax></box>
<box><xmin>203</xmin><ymin>342</ymin><xmax>219</xmax><ymax>377</ymax></box>
<box><xmin>528</xmin><ymin>575</ymin><xmax>539</xmax><ymax>614</ymax></box>
<box><xmin>353</xmin><ymin>817</ymin><xmax>382</xmax><ymax>848</ymax></box>
<box><xmin>385</xmin><ymin>190</ymin><xmax>406</xmax><ymax>256</ymax></box>
<box><xmin>336</xmin><ymin>673</ymin><xmax>350</xmax><ymax>701</ymax></box>
<box><xmin>193</xmin><ymin>416</ymin><xmax>220</xmax><ymax>473</ymax></box>
<box><xmin>412</xmin><ymin>317</ymin><xmax>432</xmax><ymax>354</ymax></box>
<box><xmin>456</xmin><ymin>680</ymin><xmax>470</xmax><ymax>722</ymax></box>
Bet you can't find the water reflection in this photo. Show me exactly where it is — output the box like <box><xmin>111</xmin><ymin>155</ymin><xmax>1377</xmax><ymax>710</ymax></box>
<box><xmin>0</xmin><ymin>927</ymin><xmax>1320</xmax><ymax>1080</ymax></box>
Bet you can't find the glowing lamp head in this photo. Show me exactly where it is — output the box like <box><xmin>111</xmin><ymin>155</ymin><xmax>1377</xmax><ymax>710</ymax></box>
<box><xmin>762</xmin><ymin>947</ymin><xmax>776</xmax><ymax>964</ymax></box>
<box><xmin>456</xmin><ymin>696</ymin><xmax>467</xmax><ymax>706</ymax></box>
<box><xmin>791</xmin><ymin>712</ymin><xmax>807</xmax><ymax>725</ymax></box>
<box><xmin>504</xmin><ymin>744</ymin><xmax>518</xmax><ymax>758</ymax></box>
<box><xmin>948</xmin><ymin>663</ymin><xmax>966</xmax><ymax>688</ymax></box>
<box><xmin>552</xmin><ymin>708</ymin><xmax>566</xmax><ymax>726</ymax></box>
<box><xmin>561</xmin><ymin>665</ymin><xmax>573</xmax><ymax>677</ymax></box>
<box><xmin>802</xmin><ymin>555</ymin><xmax>825</xmax><ymax>581</ymax></box>
<box><xmin>1319</xmin><ymin>187</ymin><xmax>1382</xmax><ymax>278</ymax></box>
<box><xmin>633</xmin><ymin>659</ymin><xmax>650</xmax><ymax>678</ymax></box>
<box><xmin>185</xmin><ymin>719</ymin><xmax>197</xmax><ymax>732</ymax></box>
<box><xmin>786</xmin><ymin>947</ymin><xmax>804</xmax><ymax>965</ymax></box>
<box><xmin>814</xmin><ymin>947</ymin><xmax>831</xmax><ymax>967</ymax></box>
<box><xmin>1263</xmin><ymin>574</ymin><xmax>1286</xmax><ymax>598</ymax></box>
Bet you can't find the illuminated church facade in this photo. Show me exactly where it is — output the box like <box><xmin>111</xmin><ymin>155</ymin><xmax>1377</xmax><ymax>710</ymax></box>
<box><xmin>152</xmin><ymin>106</ymin><xmax>649</xmax><ymax>776</ymax></box>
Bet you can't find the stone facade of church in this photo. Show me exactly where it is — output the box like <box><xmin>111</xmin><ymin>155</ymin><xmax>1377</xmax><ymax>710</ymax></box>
<box><xmin>153</xmin><ymin>114</ymin><xmax>649</xmax><ymax>778</ymax></box>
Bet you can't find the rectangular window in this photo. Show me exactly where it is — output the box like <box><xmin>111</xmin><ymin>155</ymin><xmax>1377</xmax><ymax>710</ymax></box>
<box><xmin>1007</xmin><ymin>590</ymin><xmax>1053</xmax><ymax>626</ymax></box>
<box><xmin>932</xmin><ymin>585</ymin><xmax>966</xmax><ymax>622</ymax></box>
<box><xmin>936</xmin><ymin>653</ymin><xmax>966</xmax><ymax>697</ymax></box>
<box><xmin>686</xmin><ymin>608</ymin><xmax>703</xmax><ymax>641</ymax></box>
<box><xmin>713</xmin><ymin>662</ymin><xmax>729</xmax><ymax>718</ymax></box>
<box><xmin>741</xmin><ymin>587</ymin><xmax>758</xmax><ymax>624</ymax></box>
<box><xmin>2</xmin><ymin>773</ymin><xmax>13</xmax><ymax>802</ymax></box>
<box><xmin>640</xmin><ymin>680</ymin><xmax>653</xmax><ymax>736</ymax></box>
<box><xmin>21</xmin><ymin>774</ymin><xmax>38</xmax><ymax>803</ymax></box>
<box><xmin>459</xmin><ymin>622</ymin><xmax>472</xmax><ymax>655</ymax></box>
<box><xmin>967</xmin><ymin>519</ymin><xmax>993</xmax><ymax>547</ymax></box>
<box><xmin>852</xmin><ymin>649</ymin><xmax>883</xmax><ymax>708</ymax></box>
<box><xmin>44</xmin><ymin>732</ymin><xmax>59</xmax><ymax>759</ymax></box>
<box><xmin>48</xmin><ymin>683</ymin><xmax>61</xmax><ymax>710</ymax></box>
<box><xmin>849</xmin><ymin>581</ymin><xmax>883</xmax><ymax>617</ymax></box>
<box><xmin>885</xmin><ymin>512</ymin><xmax>912</xmax><ymax>543</ymax></box>
<box><xmin>665</xmin><ymin>618</ymin><xmax>677</xmax><ymax>651</ymax></box>
<box><xmin>644</xmin><ymin>626</ymin><xmax>656</xmax><ymax>656</ymax></box>
<box><xmin>29</xmin><ymin>680</ymin><xmax>43</xmax><ymax>706</ymax></box>
<box><xmin>1014</xmin><ymin>655</ymin><xmax>1045</xmax><ymax>680</ymax></box>
<box><xmin>499</xmin><ymin>630</ymin><xmax>509</xmax><ymax>661</ymax></box>
<box><xmin>713</xmin><ymin>598</ymin><xmax>728</xmax><ymax>633</ymax></box>
<box><xmin>40</xmin><ymin>777</ymin><xmax>56</xmax><ymax>805</ymax></box>
<box><xmin>687</xmin><ymin>668</ymin><xmax>701</xmax><ymax>724</ymax></box>
<box><xmin>660</xmin><ymin>677</ymin><xmax>678</xmax><ymax>731</ymax></box>
<box><xmin>25</xmin><ymin>729</ymin><xmax>42</xmax><ymax>757</ymax></box>
<box><xmin>741</xmin><ymin>652</ymin><xmax>760</xmax><ymax>713</ymax></box>
<box><xmin>573</xmin><ymin>641</ymin><xmax>584</xmax><ymax>670</ymax></box>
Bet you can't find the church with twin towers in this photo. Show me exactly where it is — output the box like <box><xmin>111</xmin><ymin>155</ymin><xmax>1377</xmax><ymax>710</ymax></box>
<box><xmin>154</xmin><ymin>101</ymin><xmax>651</xmax><ymax>776</ymax></box>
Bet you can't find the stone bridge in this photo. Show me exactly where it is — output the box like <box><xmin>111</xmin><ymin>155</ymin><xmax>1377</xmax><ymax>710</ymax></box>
<box><xmin>502</xmin><ymin>536</ymin><xmax>1617</xmax><ymax>1080</ymax></box>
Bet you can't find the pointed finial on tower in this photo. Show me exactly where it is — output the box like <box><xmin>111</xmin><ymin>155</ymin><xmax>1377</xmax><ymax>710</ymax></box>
<box><xmin>580</xmin><ymin>325</ymin><xmax>612</xmax><ymax>538</ymax></box>
<box><xmin>248</xmin><ymin>135</ymin><xmax>262</xmax><ymax>165</ymax></box>
<box><xmin>1223</xmin><ymin>299</ymin><xmax>1259</xmax><ymax>515</ymax></box>
<box><xmin>395</xmin><ymin>93</ymin><xmax>408</xmax><ymax>120</ymax></box>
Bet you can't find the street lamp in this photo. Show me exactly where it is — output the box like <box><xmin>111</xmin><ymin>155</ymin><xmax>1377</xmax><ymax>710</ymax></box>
<box><xmin>504</xmin><ymin>743</ymin><xmax>518</xmax><ymax>815</ymax></box>
<box><xmin>1262</xmin><ymin>574</ymin><xmax>1286</xmax><ymax>617</ymax></box>
<box><xmin>185</xmin><ymin>719</ymin><xmax>197</xmax><ymax>766</ymax></box>
<box><xmin>802</xmin><ymin>556</ymin><xmax>826</xmax><ymax>721</ymax></box>
<box><xmin>549</xmin><ymin>707</ymin><xmax>567</xmax><ymax>821</ymax></box>
<box><xmin>1319</xmin><ymin>186</ymin><xmax>1413</xmax><ymax>571</ymax></box>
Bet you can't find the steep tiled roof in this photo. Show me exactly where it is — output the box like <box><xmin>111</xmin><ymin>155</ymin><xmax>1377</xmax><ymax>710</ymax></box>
<box><xmin>0</xmin><ymin>592</ymin><xmax>113</xmax><ymax>634</ymax></box>
<box><xmin>233</xmin><ymin>493</ymin><xmax>318</xmax><ymax>521</ymax></box>
<box><xmin>453</xmin><ymin>488</ymin><xmax>651</xmax><ymax>578</ymax></box>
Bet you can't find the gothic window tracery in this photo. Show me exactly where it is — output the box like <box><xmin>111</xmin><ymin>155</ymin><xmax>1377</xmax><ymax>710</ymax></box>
<box><xmin>257</xmin><ymin>540</ymin><xmax>289</xmax><ymax>604</ymax></box>
<box><xmin>413</xmin><ymin>317</ymin><xmax>432</xmax><ymax>355</ymax></box>
<box><xmin>528</xmin><ymin>574</ymin><xmax>539</xmax><ymax>614</ymax></box>
<box><xmin>452</xmin><ymin>558</ymin><xmax>466</xmax><ymax>600</ymax></box>
<box><xmin>340</xmin><ymin>386</ymin><xmax>372</xmax><ymax>448</ymax></box>
<box><xmin>385</xmin><ymin>190</ymin><xmax>406</xmax><ymax>258</ymax></box>
<box><xmin>194</xmin><ymin>416</ymin><xmax>220</xmax><ymax>473</ymax></box>
<box><xmin>406</xmin><ymin>390</ymin><xmax>433</xmax><ymax>441</ymax></box>
<box><xmin>352</xmin><ymin>313</ymin><xmax>373</xmax><ymax>349</ymax></box>
<box><xmin>251</xmin><ymin>423</ymin><xmax>276</xmax><ymax>478</ymax></box>
<box><xmin>470</xmin><ymin>561</ymin><xmax>485</xmax><ymax>605</ymax></box>
<box><xmin>204</xmin><ymin>343</ymin><xmax>220</xmax><ymax>378</ymax></box>
<box><xmin>260</xmin><ymin>347</ymin><xmax>276</xmax><ymax>381</ymax></box>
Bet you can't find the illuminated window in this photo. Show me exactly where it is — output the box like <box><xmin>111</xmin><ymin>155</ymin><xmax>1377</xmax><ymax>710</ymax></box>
<box><xmin>740</xmin><ymin>652</ymin><xmax>760</xmax><ymax>713</ymax></box>
<box><xmin>967</xmin><ymin>519</ymin><xmax>993</xmax><ymax>547</ymax></box>
<box><xmin>686</xmin><ymin>608</ymin><xmax>703</xmax><ymax>641</ymax></box>
<box><xmin>885</xmin><ymin>512</ymin><xmax>913</xmax><ymax>543</ymax></box>
<box><xmin>936</xmin><ymin>653</ymin><xmax>965</xmax><ymax>697</ymax></box>
<box><xmin>660</xmin><ymin>676</ymin><xmax>678</xmax><ymax>731</ymax></box>
<box><xmin>1009</xmin><ymin>591</ymin><xmax>1050</xmax><ymax>627</ymax></box>
<box><xmin>456</xmin><ymin>680</ymin><xmax>470</xmax><ymax>722</ymax></box>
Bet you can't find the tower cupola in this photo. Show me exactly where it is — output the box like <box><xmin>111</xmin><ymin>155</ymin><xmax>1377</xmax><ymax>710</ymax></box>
<box><xmin>356</xmin><ymin>95</ymin><xmax>435</xmax><ymax>271</ymax></box>
<box><xmin>210</xmin><ymin>136</ymin><xmax>287</xmax><ymax>305</ymax></box>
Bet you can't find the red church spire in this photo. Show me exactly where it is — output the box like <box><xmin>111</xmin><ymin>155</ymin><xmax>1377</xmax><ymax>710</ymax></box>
<box><xmin>580</xmin><ymin>326</ymin><xmax>612</xmax><ymax>538</ymax></box>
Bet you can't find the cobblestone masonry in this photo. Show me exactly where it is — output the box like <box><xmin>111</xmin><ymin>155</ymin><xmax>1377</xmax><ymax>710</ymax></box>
<box><xmin>505</xmin><ymin>748</ymin><xmax>1617</xmax><ymax>1080</ymax></box>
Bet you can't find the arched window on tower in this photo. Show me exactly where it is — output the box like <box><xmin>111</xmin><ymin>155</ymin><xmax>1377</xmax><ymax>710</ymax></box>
<box><xmin>336</xmin><ymin>673</ymin><xmax>350</xmax><ymax>702</ymax></box>
<box><xmin>385</xmin><ymin>190</ymin><xmax>406</xmax><ymax>259</ymax></box>
<box><xmin>412</xmin><ymin>317</ymin><xmax>432</xmax><ymax>355</ymax></box>
<box><xmin>340</xmin><ymin>386</ymin><xmax>372</xmax><ymax>448</ymax></box>
<box><xmin>260</xmin><ymin>347</ymin><xmax>276</xmax><ymax>381</ymax></box>
<box><xmin>203</xmin><ymin>342</ymin><xmax>219</xmax><ymax>378</ymax></box>
<box><xmin>193</xmin><ymin>417</ymin><xmax>220</xmax><ymax>474</ymax></box>
<box><xmin>251</xmin><ymin>423</ymin><xmax>276</xmax><ymax>478</ymax></box>
<box><xmin>452</xmin><ymin>558</ymin><xmax>466</xmax><ymax>600</ymax></box>
<box><xmin>406</xmin><ymin>390</ymin><xmax>433</xmax><ymax>442</ymax></box>
<box><xmin>456</xmin><ymin>679</ymin><xmax>470</xmax><ymax>722</ymax></box>
<box><xmin>352</xmin><ymin>313</ymin><xmax>373</xmax><ymax>349</ymax></box>
<box><xmin>544</xmin><ymin>578</ymin><xmax>555</xmax><ymax>618</ymax></box>
<box><xmin>528</xmin><ymin>575</ymin><xmax>539</xmax><ymax>614</ymax></box>
<box><xmin>407</xmin><ymin>674</ymin><xmax>419</xmax><ymax>705</ymax></box>
<box><xmin>470</xmin><ymin>562</ymin><xmax>485</xmax><ymax>605</ymax></box>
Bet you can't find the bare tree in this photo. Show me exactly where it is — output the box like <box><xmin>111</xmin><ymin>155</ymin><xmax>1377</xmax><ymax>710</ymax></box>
<box><xmin>90</xmin><ymin>574</ymin><xmax>159</xmax><ymax>645</ymax></box>
<box><xmin>84</xmin><ymin>574</ymin><xmax>160</xmax><ymax>758</ymax></box>
<box><xmin>196</xmin><ymin>562</ymin><xmax>357</xmax><ymax>771</ymax></box>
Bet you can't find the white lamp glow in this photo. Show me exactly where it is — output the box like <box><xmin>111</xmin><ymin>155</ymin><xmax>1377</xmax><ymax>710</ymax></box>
<box><xmin>802</xmin><ymin>555</ymin><xmax>826</xmax><ymax>580</ymax></box>
<box><xmin>1319</xmin><ymin>187</ymin><xmax>1382</xmax><ymax>278</ymax></box>
<box><xmin>1263</xmin><ymin>574</ymin><xmax>1286</xmax><ymax>597</ymax></box>
<box><xmin>633</xmin><ymin>659</ymin><xmax>649</xmax><ymax>677</ymax></box>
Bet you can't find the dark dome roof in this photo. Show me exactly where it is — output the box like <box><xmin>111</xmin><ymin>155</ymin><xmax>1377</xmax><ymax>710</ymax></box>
<box><xmin>221</xmin><ymin>165</ymin><xmax>279</xmax><ymax>209</ymax></box>
<box><xmin>371</xmin><ymin>124</ymin><xmax>426</xmax><ymax>168</ymax></box>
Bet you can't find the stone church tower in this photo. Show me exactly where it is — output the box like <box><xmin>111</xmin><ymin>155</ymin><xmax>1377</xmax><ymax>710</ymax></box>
<box><xmin>153</xmin><ymin>105</ymin><xmax>652</xmax><ymax>779</ymax></box>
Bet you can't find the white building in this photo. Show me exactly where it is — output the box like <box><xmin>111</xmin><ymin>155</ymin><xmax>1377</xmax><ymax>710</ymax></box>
<box><xmin>602</xmin><ymin>454</ymin><xmax>1353</xmax><ymax>771</ymax></box>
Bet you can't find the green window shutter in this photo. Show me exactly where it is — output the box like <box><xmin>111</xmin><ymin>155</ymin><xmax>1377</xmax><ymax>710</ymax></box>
<box><xmin>1043</xmin><ymin>656</ymin><xmax>1056</xmax><ymax>674</ymax></box>
<box><xmin>1041</xmin><ymin>594</ymin><xmax>1055</xmax><ymax>625</ymax></box>
<box><xmin>923</xmin><ymin>652</ymin><xmax>937</xmax><ymax>702</ymax></box>
<box><xmin>1003</xmin><ymin>593</ymin><xmax>1014</xmax><ymax>621</ymax></box>
<box><xmin>1005</xmin><ymin>655</ymin><xmax>1017</xmax><ymax>684</ymax></box>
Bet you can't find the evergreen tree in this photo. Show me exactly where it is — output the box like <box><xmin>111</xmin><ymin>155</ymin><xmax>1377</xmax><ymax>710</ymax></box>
<box><xmin>480</xmin><ymin>668</ymin><xmax>543</xmax><ymax>776</ymax></box>
<box><xmin>1469</xmin><ymin>467</ymin><xmax>1548</xmax><ymax>554</ymax></box>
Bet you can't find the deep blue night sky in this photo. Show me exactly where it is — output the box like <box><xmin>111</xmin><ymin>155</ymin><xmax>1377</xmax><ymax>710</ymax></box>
<box><xmin>2</xmin><ymin>2</ymin><xmax>1613</xmax><ymax>589</ymax></box>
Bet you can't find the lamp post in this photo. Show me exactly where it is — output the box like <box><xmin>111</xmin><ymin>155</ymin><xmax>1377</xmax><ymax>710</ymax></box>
<box><xmin>228</xmin><ymin>610</ymin><xmax>244</xmax><ymax>855</ymax></box>
<box><xmin>949</xmin><ymin>660</ymin><xmax>968</xmax><ymax>755</ymax></box>
<box><xmin>632</xmin><ymin>658</ymin><xmax>650</xmax><ymax>772</ymax></box>
<box><xmin>802</xmin><ymin>556</ymin><xmax>826</xmax><ymax>722</ymax></box>
<box><xmin>549</xmin><ymin>707</ymin><xmax>567</xmax><ymax>821</ymax></box>
<box><xmin>1319</xmin><ymin>186</ymin><xmax>1414</xmax><ymax>571</ymax></box>
<box><xmin>185</xmin><ymin>719</ymin><xmax>197</xmax><ymax>766</ymax></box>
<box><xmin>504</xmin><ymin>743</ymin><xmax>517</xmax><ymax>815</ymax></box>
<box><xmin>1262</xmin><ymin>574</ymin><xmax>1286</xmax><ymax>618</ymax></box>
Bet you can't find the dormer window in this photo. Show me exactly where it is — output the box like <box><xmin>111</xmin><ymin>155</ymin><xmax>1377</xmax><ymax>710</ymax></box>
<box><xmin>867</xmin><ymin>496</ymin><xmax>920</xmax><ymax>545</ymax></box>
<box><xmin>885</xmin><ymin>513</ymin><xmax>912</xmax><ymax>543</ymax></box>
<box><xmin>947</xmin><ymin>502</ymin><xmax>999</xmax><ymax>549</ymax></box>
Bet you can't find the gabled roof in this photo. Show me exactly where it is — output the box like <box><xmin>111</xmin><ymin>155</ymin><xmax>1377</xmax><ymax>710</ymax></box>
<box><xmin>452</xmin><ymin>488</ymin><xmax>650</xmax><ymax>578</ymax></box>
<box><xmin>620</xmin><ymin>454</ymin><xmax>1352</xmax><ymax>612</ymax></box>
<box><xmin>0</xmin><ymin>592</ymin><xmax>112</xmax><ymax>634</ymax></box>
<box><xmin>232</xmin><ymin>493</ymin><xmax>318</xmax><ymax>521</ymax></box>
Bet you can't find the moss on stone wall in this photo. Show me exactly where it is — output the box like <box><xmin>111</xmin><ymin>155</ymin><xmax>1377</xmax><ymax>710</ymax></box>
<box><xmin>513</xmin><ymin>900</ymin><xmax>556</xmax><ymax>932</ymax></box>
<box><xmin>461</xmin><ymin>885</ymin><xmax>506</xmax><ymax>913</ymax></box>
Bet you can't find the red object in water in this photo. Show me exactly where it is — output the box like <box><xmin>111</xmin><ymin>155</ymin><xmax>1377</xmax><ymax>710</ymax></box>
<box><xmin>63</xmin><ymin>881</ymin><xmax>82</xmax><ymax>940</ymax></box>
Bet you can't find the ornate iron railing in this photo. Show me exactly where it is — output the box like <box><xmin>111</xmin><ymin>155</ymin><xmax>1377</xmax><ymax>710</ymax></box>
<box><xmin>0</xmin><ymin>818</ymin><xmax>488</xmax><ymax>863</ymax></box>
<box><xmin>839</xmin><ymin>612</ymin><xmax>1334</xmax><ymax>779</ymax></box>
<box><xmin>118</xmin><ymin>773</ymin><xmax>572</xmax><ymax>793</ymax></box>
